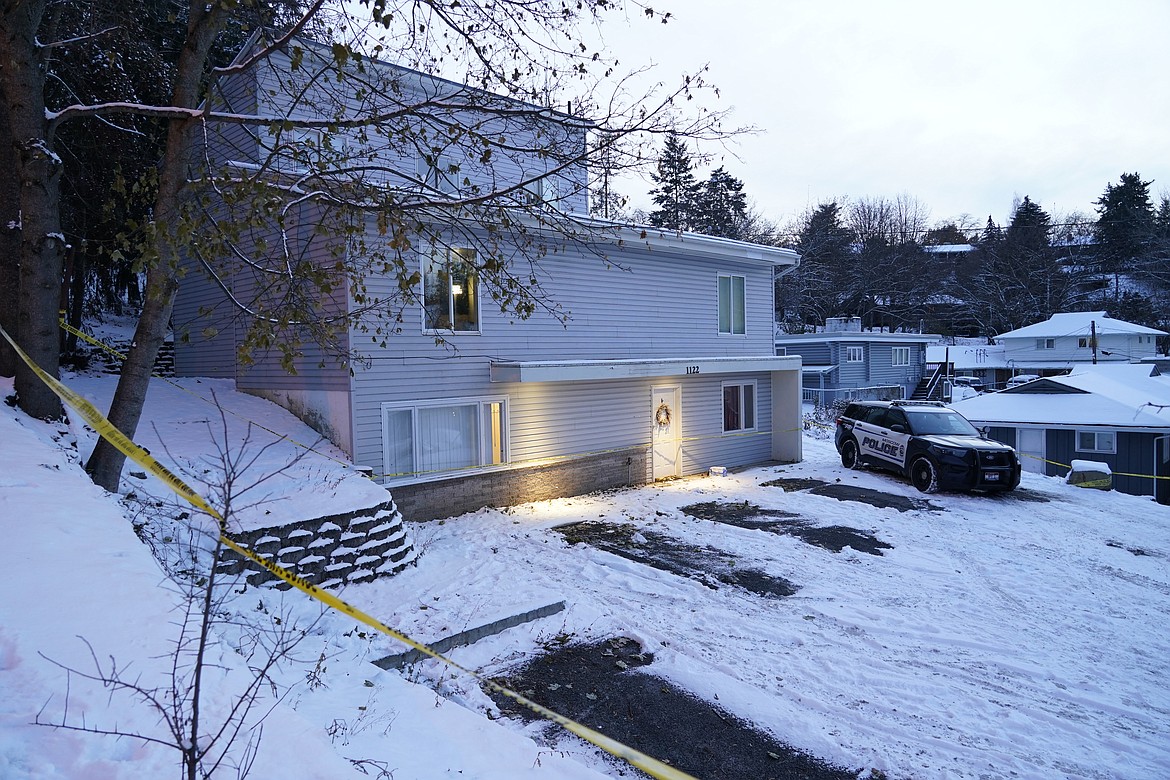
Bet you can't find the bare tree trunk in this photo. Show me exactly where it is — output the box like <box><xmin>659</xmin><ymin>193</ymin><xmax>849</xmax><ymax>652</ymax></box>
<box><xmin>86</xmin><ymin>2</ymin><xmax>226</xmax><ymax>490</ymax></box>
<box><xmin>0</xmin><ymin>0</ymin><xmax>65</xmax><ymax>418</ymax></box>
<box><xmin>0</xmin><ymin>84</ymin><xmax>19</xmax><ymax>378</ymax></box>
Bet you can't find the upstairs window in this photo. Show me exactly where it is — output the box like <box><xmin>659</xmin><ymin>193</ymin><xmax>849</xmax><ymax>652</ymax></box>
<box><xmin>722</xmin><ymin>381</ymin><xmax>756</xmax><ymax>433</ymax></box>
<box><xmin>892</xmin><ymin>346</ymin><xmax>910</xmax><ymax>366</ymax></box>
<box><xmin>419</xmin><ymin>153</ymin><xmax>459</xmax><ymax>195</ymax></box>
<box><xmin>718</xmin><ymin>274</ymin><xmax>746</xmax><ymax>335</ymax></box>
<box><xmin>846</xmin><ymin>346</ymin><xmax>864</xmax><ymax>363</ymax></box>
<box><xmin>424</xmin><ymin>247</ymin><xmax>479</xmax><ymax>332</ymax></box>
<box><xmin>1036</xmin><ymin>338</ymin><xmax>1056</xmax><ymax>350</ymax></box>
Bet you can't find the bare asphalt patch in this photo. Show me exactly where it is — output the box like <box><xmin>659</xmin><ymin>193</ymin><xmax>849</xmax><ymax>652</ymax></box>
<box><xmin>487</xmin><ymin>636</ymin><xmax>859</xmax><ymax>780</ymax></box>
<box><xmin>681</xmin><ymin>501</ymin><xmax>893</xmax><ymax>556</ymax></box>
<box><xmin>764</xmin><ymin>476</ymin><xmax>941</xmax><ymax>513</ymax></box>
<box><xmin>553</xmin><ymin>521</ymin><xmax>799</xmax><ymax>598</ymax></box>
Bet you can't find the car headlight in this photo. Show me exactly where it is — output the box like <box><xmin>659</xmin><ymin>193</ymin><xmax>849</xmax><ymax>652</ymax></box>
<box><xmin>932</xmin><ymin>445</ymin><xmax>969</xmax><ymax>460</ymax></box>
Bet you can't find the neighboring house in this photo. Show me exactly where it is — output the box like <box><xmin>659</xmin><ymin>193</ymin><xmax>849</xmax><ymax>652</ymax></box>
<box><xmin>925</xmin><ymin>343</ymin><xmax>1011</xmax><ymax>391</ymax></box>
<box><xmin>928</xmin><ymin>311</ymin><xmax>1168</xmax><ymax>392</ymax></box>
<box><xmin>775</xmin><ymin>318</ymin><xmax>937</xmax><ymax>407</ymax></box>
<box><xmin>995</xmin><ymin>311</ymin><xmax>1165</xmax><ymax>374</ymax></box>
<box><xmin>951</xmin><ymin>364</ymin><xmax>1170</xmax><ymax>503</ymax></box>
<box><xmin>173</xmin><ymin>38</ymin><xmax>803</xmax><ymax>521</ymax></box>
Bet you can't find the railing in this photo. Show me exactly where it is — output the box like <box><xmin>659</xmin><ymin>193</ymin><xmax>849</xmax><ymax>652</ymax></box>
<box><xmin>803</xmin><ymin>385</ymin><xmax>906</xmax><ymax>408</ymax></box>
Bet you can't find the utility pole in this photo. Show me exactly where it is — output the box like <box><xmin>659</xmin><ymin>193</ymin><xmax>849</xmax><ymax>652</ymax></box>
<box><xmin>1091</xmin><ymin>319</ymin><xmax>1098</xmax><ymax>365</ymax></box>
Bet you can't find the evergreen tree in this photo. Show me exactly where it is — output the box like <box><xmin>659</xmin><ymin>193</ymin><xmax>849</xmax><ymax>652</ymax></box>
<box><xmin>779</xmin><ymin>201</ymin><xmax>856</xmax><ymax>328</ymax></box>
<box><xmin>1005</xmin><ymin>196</ymin><xmax>1052</xmax><ymax>254</ymax></box>
<box><xmin>693</xmin><ymin>166</ymin><xmax>747</xmax><ymax>239</ymax></box>
<box><xmin>1157</xmin><ymin>196</ymin><xmax>1170</xmax><ymax>240</ymax></box>
<box><xmin>648</xmin><ymin>133</ymin><xmax>699</xmax><ymax>231</ymax></box>
<box><xmin>1094</xmin><ymin>172</ymin><xmax>1156</xmax><ymax>272</ymax></box>
<box><xmin>971</xmin><ymin>197</ymin><xmax>1074</xmax><ymax>334</ymax></box>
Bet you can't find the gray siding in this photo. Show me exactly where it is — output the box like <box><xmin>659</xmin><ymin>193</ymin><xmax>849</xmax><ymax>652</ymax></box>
<box><xmin>174</xmin><ymin>197</ymin><xmax>350</xmax><ymax>391</ymax></box>
<box><xmin>1046</xmin><ymin>429</ymin><xmax>1158</xmax><ymax>498</ymax></box>
<box><xmin>347</xmin><ymin>231</ymin><xmax>780</xmax><ymax>476</ymax></box>
<box><xmin>782</xmin><ymin>343</ymin><xmax>831</xmax><ymax>364</ymax></box>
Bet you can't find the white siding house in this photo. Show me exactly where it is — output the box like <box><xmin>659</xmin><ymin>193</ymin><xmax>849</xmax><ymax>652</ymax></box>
<box><xmin>996</xmin><ymin>311</ymin><xmax>1165</xmax><ymax>373</ymax></box>
<box><xmin>173</xmin><ymin>38</ymin><xmax>803</xmax><ymax>520</ymax></box>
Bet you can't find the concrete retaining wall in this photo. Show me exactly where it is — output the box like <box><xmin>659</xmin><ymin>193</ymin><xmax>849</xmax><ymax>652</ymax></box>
<box><xmin>391</xmin><ymin>446</ymin><xmax>649</xmax><ymax>522</ymax></box>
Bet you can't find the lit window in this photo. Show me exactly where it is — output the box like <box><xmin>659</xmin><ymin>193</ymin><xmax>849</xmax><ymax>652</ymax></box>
<box><xmin>424</xmin><ymin>247</ymin><xmax>479</xmax><ymax>332</ymax></box>
<box><xmin>718</xmin><ymin>274</ymin><xmax>746</xmax><ymax>335</ymax></box>
<box><xmin>722</xmin><ymin>382</ymin><xmax>756</xmax><ymax>433</ymax></box>
<box><xmin>892</xmin><ymin>347</ymin><xmax>910</xmax><ymax>366</ymax></box>
<box><xmin>382</xmin><ymin>398</ymin><xmax>507</xmax><ymax>479</ymax></box>
<box><xmin>846</xmin><ymin>346</ymin><xmax>864</xmax><ymax>363</ymax></box>
<box><xmin>1076</xmin><ymin>430</ymin><xmax>1116</xmax><ymax>454</ymax></box>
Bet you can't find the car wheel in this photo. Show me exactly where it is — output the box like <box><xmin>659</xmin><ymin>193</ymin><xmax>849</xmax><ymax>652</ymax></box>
<box><xmin>840</xmin><ymin>438</ymin><xmax>863</xmax><ymax>469</ymax></box>
<box><xmin>910</xmin><ymin>456</ymin><xmax>939</xmax><ymax>493</ymax></box>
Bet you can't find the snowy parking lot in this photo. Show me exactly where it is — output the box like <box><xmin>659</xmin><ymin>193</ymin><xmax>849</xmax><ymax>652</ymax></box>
<box><xmin>5</xmin><ymin>376</ymin><xmax>1169</xmax><ymax>779</ymax></box>
<box><xmin>348</xmin><ymin>434</ymin><xmax>1170</xmax><ymax>778</ymax></box>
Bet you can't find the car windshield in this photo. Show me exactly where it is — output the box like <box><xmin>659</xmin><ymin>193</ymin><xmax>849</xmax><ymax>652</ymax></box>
<box><xmin>905</xmin><ymin>410</ymin><xmax>980</xmax><ymax>437</ymax></box>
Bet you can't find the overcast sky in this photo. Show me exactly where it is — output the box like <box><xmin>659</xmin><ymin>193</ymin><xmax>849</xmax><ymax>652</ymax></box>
<box><xmin>599</xmin><ymin>0</ymin><xmax>1170</xmax><ymax>231</ymax></box>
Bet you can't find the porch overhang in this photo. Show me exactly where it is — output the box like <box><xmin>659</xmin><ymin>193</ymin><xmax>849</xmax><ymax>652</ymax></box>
<box><xmin>489</xmin><ymin>355</ymin><xmax>802</xmax><ymax>383</ymax></box>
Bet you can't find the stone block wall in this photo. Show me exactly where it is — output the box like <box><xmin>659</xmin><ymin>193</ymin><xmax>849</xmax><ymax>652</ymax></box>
<box><xmin>215</xmin><ymin>498</ymin><xmax>416</xmax><ymax>589</ymax></box>
<box><xmin>391</xmin><ymin>446</ymin><xmax>649</xmax><ymax>522</ymax></box>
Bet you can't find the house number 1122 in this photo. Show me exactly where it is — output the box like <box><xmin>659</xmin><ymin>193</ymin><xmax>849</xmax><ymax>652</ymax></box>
<box><xmin>686</xmin><ymin>365</ymin><xmax>700</xmax><ymax>374</ymax></box>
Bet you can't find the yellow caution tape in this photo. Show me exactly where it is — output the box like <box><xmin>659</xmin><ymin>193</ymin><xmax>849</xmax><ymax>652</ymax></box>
<box><xmin>3</xmin><ymin>323</ymin><xmax>697</xmax><ymax>780</ymax></box>
<box><xmin>1017</xmin><ymin>451</ymin><xmax>1170</xmax><ymax>482</ymax></box>
<box><xmin>58</xmin><ymin>318</ymin><xmax>358</xmax><ymax>473</ymax></box>
<box><xmin>62</xmin><ymin>318</ymin><xmax>803</xmax><ymax>482</ymax></box>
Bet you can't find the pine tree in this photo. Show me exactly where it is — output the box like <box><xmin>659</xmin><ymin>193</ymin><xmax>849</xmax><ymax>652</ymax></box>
<box><xmin>693</xmin><ymin>166</ymin><xmax>747</xmax><ymax>239</ymax></box>
<box><xmin>648</xmin><ymin>133</ymin><xmax>699</xmax><ymax>231</ymax></box>
<box><xmin>1006</xmin><ymin>196</ymin><xmax>1052</xmax><ymax>254</ymax></box>
<box><xmin>782</xmin><ymin>201</ymin><xmax>856</xmax><ymax>327</ymax></box>
<box><xmin>1094</xmin><ymin>172</ymin><xmax>1156</xmax><ymax>272</ymax></box>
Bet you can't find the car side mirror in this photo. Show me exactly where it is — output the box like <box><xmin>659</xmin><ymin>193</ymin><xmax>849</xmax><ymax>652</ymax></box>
<box><xmin>979</xmin><ymin>426</ymin><xmax>991</xmax><ymax>438</ymax></box>
<box><xmin>890</xmin><ymin>424</ymin><xmax>906</xmax><ymax>434</ymax></box>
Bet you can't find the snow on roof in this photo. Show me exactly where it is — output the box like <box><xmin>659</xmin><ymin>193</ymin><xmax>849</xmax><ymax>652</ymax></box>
<box><xmin>996</xmin><ymin>311</ymin><xmax>1167</xmax><ymax>340</ymax></box>
<box><xmin>923</xmin><ymin>244</ymin><xmax>975</xmax><ymax>253</ymax></box>
<box><xmin>952</xmin><ymin>363</ymin><xmax>1170</xmax><ymax>429</ymax></box>
<box><xmin>776</xmin><ymin>331</ymin><xmax>939</xmax><ymax>344</ymax></box>
<box><xmin>925</xmin><ymin>343</ymin><xmax>1007</xmax><ymax>368</ymax></box>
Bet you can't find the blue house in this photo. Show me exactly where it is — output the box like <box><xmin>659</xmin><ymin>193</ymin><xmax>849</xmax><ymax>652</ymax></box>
<box><xmin>775</xmin><ymin>319</ymin><xmax>938</xmax><ymax>407</ymax></box>
<box><xmin>952</xmin><ymin>364</ymin><xmax>1170</xmax><ymax>503</ymax></box>
<box><xmin>173</xmin><ymin>37</ymin><xmax>804</xmax><ymax>520</ymax></box>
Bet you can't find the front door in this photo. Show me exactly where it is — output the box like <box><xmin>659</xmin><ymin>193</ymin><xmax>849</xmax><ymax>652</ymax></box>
<box><xmin>1017</xmin><ymin>427</ymin><xmax>1046</xmax><ymax>474</ymax></box>
<box><xmin>651</xmin><ymin>385</ymin><xmax>682</xmax><ymax>480</ymax></box>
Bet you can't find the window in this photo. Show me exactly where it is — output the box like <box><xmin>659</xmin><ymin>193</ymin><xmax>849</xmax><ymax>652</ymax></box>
<box><xmin>1078</xmin><ymin>338</ymin><xmax>1087</xmax><ymax>348</ymax></box>
<box><xmin>521</xmin><ymin>175</ymin><xmax>559</xmax><ymax>207</ymax></box>
<box><xmin>1076</xmin><ymin>430</ymin><xmax>1116</xmax><ymax>454</ymax></box>
<box><xmin>846</xmin><ymin>346</ymin><xmax>864</xmax><ymax>363</ymax></box>
<box><xmin>419</xmin><ymin>153</ymin><xmax>459</xmax><ymax>195</ymax></box>
<box><xmin>892</xmin><ymin>347</ymin><xmax>910</xmax><ymax>366</ymax></box>
<box><xmin>424</xmin><ymin>247</ymin><xmax>479</xmax><ymax>332</ymax></box>
<box><xmin>717</xmin><ymin>274</ymin><xmax>746</xmax><ymax>335</ymax></box>
<box><xmin>270</xmin><ymin>127</ymin><xmax>324</xmax><ymax>172</ymax></box>
<box><xmin>1036</xmin><ymin>338</ymin><xmax>1055</xmax><ymax>350</ymax></box>
<box><xmin>722</xmin><ymin>382</ymin><xmax>756</xmax><ymax>432</ymax></box>
<box><xmin>382</xmin><ymin>398</ymin><xmax>507</xmax><ymax>479</ymax></box>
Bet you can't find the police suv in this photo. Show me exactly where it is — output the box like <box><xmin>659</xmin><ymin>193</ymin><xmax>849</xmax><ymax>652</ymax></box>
<box><xmin>834</xmin><ymin>400</ymin><xmax>1021</xmax><ymax>494</ymax></box>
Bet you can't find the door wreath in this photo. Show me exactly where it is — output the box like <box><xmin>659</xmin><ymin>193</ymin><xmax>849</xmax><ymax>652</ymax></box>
<box><xmin>655</xmin><ymin>402</ymin><xmax>672</xmax><ymax>427</ymax></box>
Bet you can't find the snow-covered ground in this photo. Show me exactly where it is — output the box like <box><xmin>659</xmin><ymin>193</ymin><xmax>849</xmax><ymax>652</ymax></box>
<box><xmin>3</xmin><ymin>374</ymin><xmax>1169</xmax><ymax>779</ymax></box>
